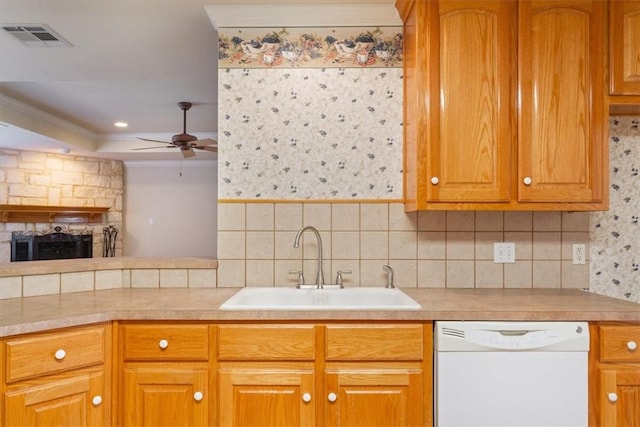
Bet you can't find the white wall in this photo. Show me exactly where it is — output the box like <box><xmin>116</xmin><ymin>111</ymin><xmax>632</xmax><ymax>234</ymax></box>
<box><xmin>124</xmin><ymin>160</ymin><xmax>217</xmax><ymax>257</ymax></box>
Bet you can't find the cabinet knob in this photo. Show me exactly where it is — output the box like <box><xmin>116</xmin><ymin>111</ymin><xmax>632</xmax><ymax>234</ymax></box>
<box><xmin>92</xmin><ymin>396</ymin><xmax>102</xmax><ymax>406</ymax></box>
<box><xmin>523</xmin><ymin>176</ymin><xmax>532</xmax><ymax>186</ymax></box>
<box><xmin>608</xmin><ymin>392</ymin><xmax>618</xmax><ymax>402</ymax></box>
<box><xmin>430</xmin><ymin>177</ymin><xmax>439</xmax><ymax>185</ymax></box>
<box><xmin>327</xmin><ymin>392</ymin><xmax>337</xmax><ymax>402</ymax></box>
<box><xmin>627</xmin><ymin>341</ymin><xmax>638</xmax><ymax>351</ymax></box>
<box><xmin>302</xmin><ymin>393</ymin><xmax>312</xmax><ymax>403</ymax></box>
<box><xmin>54</xmin><ymin>349</ymin><xmax>66</xmax><ymax>360</ymax></box>
<box><xmin>193</xmin><ymin>391</ymin><xmax>203</xmax><ymax>402</ymax></box>
<box><xmin>158</xmin><ymin>339</ymin><xmax>169</xmax><ymax>349</ymax></box>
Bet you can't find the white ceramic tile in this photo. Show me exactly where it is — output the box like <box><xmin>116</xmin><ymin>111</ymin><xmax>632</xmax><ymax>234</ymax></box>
<box><xmin>218</xmin><ymin>203</ymin><xmax>246</xmax><ymax>231</ymax></box>
<box><xmin>360</xmin><ymin>231</ymin><xmax>389</xmax><ymax>260</ymax></box>
<box><xmin>61</xmin><ymin>271</ymin><xmax>94</xmax><ymax>293</ymax></box>
<box><xmin>247</xmin><ymin>203</ymin><xmax>274</xmax><ymax>231</ymax></box>
<box><xmin>417</xmin><ymin>232</ymin><xmax>446</xmax><ymax>260</ymax></box>
<box><xmin>417</xmin><ymin>210</ymin><xmax>446</xmax><ymax>231</ymax></box>
<box><xmin>302</xmin><ymin>203</ymin><xmax>331</xmax><ymax>230</ymax></box>
<box><xmin>389</xmin><ymin>231</ymin><xmax>417</xmax><ymax>259</ymax></box>
<box><xmin>475</xmin><ymin>232</ymin><xmax>503</xmax><ymax>261</ymax></box>
<box><xmin>360</xmin><ymin>203</ymin><xmax>389</xmax><ymax>230</ymax></box>
<box><xmin>23</xmin><ymin>274</ymin><xmax>60</xmax><ymax>297</ymax></box>
<box><xmin>217</xmin><ymin>231</ymin><xmax>246</xmax><ymax>259</ymax></box>
<box><xmin>332</xmin><ymin>204</ymin><xmax>359</xmax><ymax>230</ymax></box>
<box><xmin>275</xmin><ymin>203</ymin><xmax>303</xmax><ymax>231</ymax></box>
<box><xmin>275</xmin><ymin>260</ymin><xmax>303</xmax><ymax>287</ymax></box>
<box><xmin>504</xmin><ymin>232</ymin><xmax>533</xmax><ymax>260</ymax></box>
<box><xmin>418</xmin><ymin>260</ymin><xmax>446</xmax><ymax>288</ymax></box>
<box><xmin>331</xmin><ymin>231</ymin><xmax>360</xmax><ymax>259</ymax></box>
<box><xmin>0</xmin><ymin>276</ymin><xmax>22</xmax><ymax>299</ymax></box>
<box><xmin>331</xmin><ymin>260</ymin><xmax>360</xmax><ymax>287</ymax></box>
<box><xmin>445</xmin><ymin>261</ymin><xmax>475</xmax><ymax>288</ymax></box>
<box><xmin>533</xmin><ymin>211</ymin><xmax>562</xmax><ymax>231</ymax></box>
<box><xmin>360</xmin><ymin>260</ymin><xmax>391</xmax><ymax>287</ymax></box>
<box><xmin>95</xmin><ymin>269</ymin><xmax>123</xmax><ymax>290</ymax></box>
<box><xmin>274</xmin><ymin>231</ymin><xmax>299</xmax><ymax>259</ymax></box>
<box><xmin>504</xmin><ymin>262</ymin><xmax>533</xmax><ymax>288</ymax></box>
<box><xmin>246</xmin><ymin>260</ymin><xmax>274</xmax><ymax>286</ymax></box>
<box><xmin>188</xmin><ymin>269</ymin><xmax>217</xmax><ymax>288</ymax></box>
<box><xmin>562</xmin><ymin>211</ymin><xmax>591</xmax><ymax>232</ymax></box>
<box><xmin>561</xmin><ymin>261</ymin><xmax>589</xmax><ymax>289</ymax></box>
<box><xmin>389</xmin><ymin>203</ymin><xmax>417</xmax><ymax>231</ymax></box>
<box><xmin>160</xmin><ymin>269</ymin><xmax>188</xmax><ymax>288</ymax></box>
<box><xmin>532</xmin><ymin>232</ymin><xmax>562</xmax><ymax>260</ymax></box>
<box><xmin>475</xmin><ymin>211</ymin><xmax>504</xmax><ymax>231</ymax></box>
<box><xmin>561</xmin><ymin>232</ymin><xmax>590</xmax><ymax>260</ymax></box>
<box><xmin>216</xmin><ymin>260</ymin><xmax>246</xmax><ymax>288</ymax></box>
<box><xmin>532</xmin><ymin>260</ymin><xmax>561</xmax><ymax>288</ymax></box>
<box><xmin>388</xmin><ymin>259</ymin><xmax>417</xmax><ymax>288</ymax></box>
<box><xmin>131</xmin><ymin>269</ymin><xmax>159</xmax><ymax>288</ymax></box>
<box><xmin>446</xmin><ymin>211</ymin><xmax>475</xmax><ymax>231</ymax></box>
<box><xmin>475</xmin><ymin>261</ymin><xmax>503</xmax><ymax>288</ymax></box>
<box><xmin>446</xmin><ymin>232</ymin><xmax>475</xmax><ymax>260</ymax></box>
<box><xmin>246</xmin><ymin>231</ymin><xmax>275</xmax><ymax>259</ymax></box>
<box><xmin>504</xmin><ymin>211</ymin><xmax>533</xmax><ymax>231</ymax></box>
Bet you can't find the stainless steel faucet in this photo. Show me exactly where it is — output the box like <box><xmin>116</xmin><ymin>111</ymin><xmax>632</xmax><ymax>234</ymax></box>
<box><xmin>293</xmin><ymin>225</ymin><xmax>325</xmax><ymax>288</ymax></box>
<box><xmin>383</xmin><ymin>265</ymin><xmax>395</xmax><ymax>288</ymax></box>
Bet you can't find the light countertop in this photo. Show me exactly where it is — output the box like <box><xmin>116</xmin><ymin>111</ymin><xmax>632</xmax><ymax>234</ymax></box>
<box><xmin>1</xmin><ymin>287</ymin><xmax>639</xmax><ymax>337</ymax></box>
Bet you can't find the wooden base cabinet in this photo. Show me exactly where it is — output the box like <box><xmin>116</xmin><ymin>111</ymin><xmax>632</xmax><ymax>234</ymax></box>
<box><xmin>590</xmin><ymin>323</ymin><xmax>640</xmax><ymax>427</ymax></box>
<box><xmin>217</xmin><ymin>323</ymin><xmax>432</xmax><ymax>427</ymax></box>
<box><xmin>2</xmin><ymin>324</ymin><xmax>111</xmax><ymax>427</ymax></box>
<box><xmin>117</xmin><ymin>322</ymin><xmax>212</xmax><ymax>427</ymax></box>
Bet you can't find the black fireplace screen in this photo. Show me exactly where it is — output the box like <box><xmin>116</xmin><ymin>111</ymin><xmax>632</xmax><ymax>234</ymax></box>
<box><xmin>11</xmin><ymin>226</ymin><xmax>93</xmax><ymax>262</ymax></box>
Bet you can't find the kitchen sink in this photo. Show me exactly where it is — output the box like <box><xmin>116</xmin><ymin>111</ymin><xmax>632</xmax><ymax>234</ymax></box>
<box><xmin>219</xmin><ymin>287</ymin><xmax>421</xmax><ymax>310</ymax></box>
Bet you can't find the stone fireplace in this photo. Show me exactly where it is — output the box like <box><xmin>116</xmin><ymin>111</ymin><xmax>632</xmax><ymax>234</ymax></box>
<box><xmin>11</xmin><ymin>226</ymin><xmax>93</xmax><ymax>262</ymax></box>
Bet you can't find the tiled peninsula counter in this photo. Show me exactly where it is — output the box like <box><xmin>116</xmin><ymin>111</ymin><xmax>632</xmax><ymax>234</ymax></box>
<box><xmin>1</xmin><ymin>287</ymin><xmax>639</xmax><ymax>336</ymax></box>
<box><xmin>0</xmin><ymin>257</ymin><xmax>218</xmax><ymax>300</ymax></box>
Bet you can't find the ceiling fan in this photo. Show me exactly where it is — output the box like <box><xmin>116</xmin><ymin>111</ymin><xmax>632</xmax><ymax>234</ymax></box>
<box><xmin>134</xmin><ymin>102</ymin><xmax>217</xmax><ymax>158</ymax></box>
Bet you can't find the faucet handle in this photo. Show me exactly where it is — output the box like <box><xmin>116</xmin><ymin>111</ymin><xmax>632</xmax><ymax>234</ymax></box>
<box><xmin>289</xmin><ymin>270</ymin><xmax>305</xmax><ymax>288</ymax></box>
<box><xmin>335</xmin><ymin>270</ymin><xmax>352</xmax><ymax>288</ymax></box>
<box><xmin>382</xmin><ymin>265</ymin><xmax>395</xmax><ymax>289</ymax></box>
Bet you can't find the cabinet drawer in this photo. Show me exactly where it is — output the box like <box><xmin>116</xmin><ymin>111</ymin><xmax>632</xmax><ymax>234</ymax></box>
<box><xmin>218</xmin><ymin>325</ymin><xmax>316</xmax><ymax>361</ymax></box>
<box><xmin>122</xmin><ymin>324</ymin><xmax>209</xmax><ymax>361</ymax></box>
<box><xmin>325</xmin><ymin>324</ymin><xmax>424</xmax><ymax>361</ymax></box>
<box><xmin>5</xmin><ymin>325</ymin><xmax>105</xmax><ymax>383</ymax></box>
<box><xmin>600</xmin><ymin>325</ymin><xmax>640</xmax><ymax>362</ymax></box>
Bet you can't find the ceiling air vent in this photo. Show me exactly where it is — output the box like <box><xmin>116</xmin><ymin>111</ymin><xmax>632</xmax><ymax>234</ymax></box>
<box><xmin>2</xmin><ymin>24</ymin><xmax>72</xmax><ymax>48</ymax></box>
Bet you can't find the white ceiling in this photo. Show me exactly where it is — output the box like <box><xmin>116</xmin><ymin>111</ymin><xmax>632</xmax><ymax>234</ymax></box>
<box><xmin>0</xmin><ymin>0</ymin><xmax>397</xmax><ymax>160</ymax></box>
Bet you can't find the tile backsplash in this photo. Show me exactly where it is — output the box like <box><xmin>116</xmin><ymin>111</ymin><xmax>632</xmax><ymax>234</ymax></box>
<box><xmin>217</xmin><ymin>202</ymin><xmax>590</xmax><ymax>289</ymax></box>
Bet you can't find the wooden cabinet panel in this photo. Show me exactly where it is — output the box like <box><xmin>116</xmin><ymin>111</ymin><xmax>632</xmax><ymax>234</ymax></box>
<box><xmin>218</xmin><ymin>363</ymin><xmax>316</xmax><ymax>427</ymax></box>
<box><xmin>5</xmin><ymin>325</ymin><xmax>105</xmax><ymax>383</ymax></box>
<box><xmin>218</xmin><ymin>324</ymin><xmax>316</xmax><ymax>361</ymax></box>
<box><xmin>121</xmin><ymin>323</ymin><xmax>209</xmax><ymax>361</ymax></box>
<box><xmin>324</xmin><ymin>365</ymin><xmax>423</xmax><ymax>427</ymax></box>
<box><xmin>123</xmin><ymin>364</ymin><xmax>208</xmax><ymax>427</ymax></box>
<box><xmin>610</xmin><ymin>0</ymin><xmax>640</xmax><ymax>95</ymax></box>
<box><xmin>5</xmin><ymin>367</ymin><xmax>106</xmax><ymax>427</ymax></box>
<box><xmin>599</xmin><ymin>368</ymin><xmax>640</xmax><ymax>427</ymax></box>
<box><xmin>518</xmin><ymin>0</ymin><xmax>606</xmax><ymax>204</ymax></box>
<box><xmin>325</xmin><ymin>324</ymin><xmax>423</xmax><ymax>361</ymax></box>
<box><xmin>600</xmin><ymin>325</ymin><xmax>640</xmax><ymax>362</ymax></box>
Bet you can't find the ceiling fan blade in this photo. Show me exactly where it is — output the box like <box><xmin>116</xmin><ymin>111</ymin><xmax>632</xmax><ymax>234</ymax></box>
<box><xmin>136</xmin><ymin>137</ymin><xmax>171</xmax><ymax>144</ymax></box>
<box><xmin>194</xmin><ymin>138</ymin><xmax>218</xmax><ymax>146</ymax></box>
<box><xmin>196</xmin><ymin>145</ymin><xmax>218</xmax><ymax>153</ymax></box>
<box><xmin>131</xmin><ymin>146</ymin><xmax>175</xmax><ymax>151</ymax></box>
<box><xmin>181</xmin><ymin>148</ymin><xmax>196</xmax><ymax>158</ymax></box>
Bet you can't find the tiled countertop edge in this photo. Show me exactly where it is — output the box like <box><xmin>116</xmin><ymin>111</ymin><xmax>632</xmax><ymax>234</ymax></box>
<box><xmin>0</xmin><ymin>257</ymin><xmax>218</xmax><ymax>277</ymax></box>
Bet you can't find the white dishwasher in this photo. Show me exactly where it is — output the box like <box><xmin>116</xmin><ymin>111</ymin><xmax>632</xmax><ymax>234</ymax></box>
<box><xmin>435</xmin><ymin>321</ymin><xmax>589</xmax><ymax>427</ymax></box>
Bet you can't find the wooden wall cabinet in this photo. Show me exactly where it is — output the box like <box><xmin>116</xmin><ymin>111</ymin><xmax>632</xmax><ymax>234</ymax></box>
<box><xmin>398</xmin><ymin>0</ymin><xmax>608</xmax><ymax>211</ymax></box>
<box><xmin>117</xmin><ymin>323</ymin><xmax>211</xmax><ymax>427</ymax></box>
<box><xmin>590</xmin><ymin>323</ymin><xmax>640</xmax><ymax>427</ymax></box>
<box><xmin>2</xmin><ymin>324</ymin><xmax>111</xmax><ymax>427</ymax></box>
<box><xmin>609</xmin><ymin>0</ymin><xmax>640</xmax><ymax>114</ymax></box>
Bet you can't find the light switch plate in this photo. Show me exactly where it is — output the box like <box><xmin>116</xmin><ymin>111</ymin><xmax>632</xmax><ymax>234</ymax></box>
<box><xmin>494</xmin><ymin>242</ymin><xmax>515</xmax><ymax>263</ymax></box>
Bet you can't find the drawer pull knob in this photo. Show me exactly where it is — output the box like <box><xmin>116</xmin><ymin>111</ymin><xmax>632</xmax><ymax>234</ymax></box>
<box><xmin>193</xmin><ymin>391</ymin><xmax>203</xmax><ymax>402</ymax></box>
<box><xmin>523</xmin><ymin>176</ymin><xmax>532</xmax><ymax>186</ymax></box>
<box><xmin>608</xmin><ymin>392</ymin><xmax>618</xmax><ymax>402</ymax></box>
<box><xmin>302</xmin><ymin>393</ymin><xmax>312</xmax><ymax>403</ymax></box>
<box><xmin>327</xmin><ymin>392</ymin><xmax>337</xmax><ymax>402</ymax></box>
<box><xmin>54</xmin><ymin>349</ymin><xmax>66</xmax><ymax>360</ymax></box>
<box><xmin>430</xmin><ymin>177</ymin><xmax>439</xmax><ymax>185</ymax></box>
<box><xmin>92</xmin><ymin>396</ymin><xmax>102</xmax><ymax>406</ymax></box>
<box><xmin>627</xmin><ymin>341</ymin><xmax>637</xmax><ymax>351</ymax></box>
<box><xmin>158</xmin><ymin>339</ymin><xmax>169</xmax><ymax>349</ymax></box>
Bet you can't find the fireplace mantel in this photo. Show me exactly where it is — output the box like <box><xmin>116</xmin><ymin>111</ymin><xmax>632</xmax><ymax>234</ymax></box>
<box><xmin>0</xmin><ymin>205</ymin><xmax>110</xmax><ymax>224</ymax></box>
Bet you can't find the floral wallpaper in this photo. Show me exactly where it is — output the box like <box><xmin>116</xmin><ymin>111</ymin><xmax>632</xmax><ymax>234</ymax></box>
<box><xmin>591</xmin><ymin>117</ymin><xmax>640</xmax><ymax>303</ymax></box>
<box><xmin>217</xmin><ymin>66</ymin><xmax>403</xmax><ymax>199</ymax></box>
<box><xmin>218</xmin><ymin>27</ymin><xmax>402</xmax><ymax>68</ymax></box>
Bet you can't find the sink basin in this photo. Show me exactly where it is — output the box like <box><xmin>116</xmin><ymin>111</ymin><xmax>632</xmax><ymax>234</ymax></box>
<box><xmin>219</xmin><ymin>287</ymin><xmax>421</xmax><ymax>310</ymax></box>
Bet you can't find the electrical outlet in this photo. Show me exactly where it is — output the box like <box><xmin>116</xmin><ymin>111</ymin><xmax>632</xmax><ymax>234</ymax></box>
<box><xmin>572</xmin><ymin>243</ymin><xmax>586</xmax><ymax>265</ymax></box>
<box><xmin>494</xmin><ymin>242</ymin><xmax>515</xmax><ymax>263</ymax></box>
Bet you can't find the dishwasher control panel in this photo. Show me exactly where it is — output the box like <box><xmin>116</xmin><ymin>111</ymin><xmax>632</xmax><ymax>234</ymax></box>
<box><xmin>435</xmin><ymin>321</ymin><xmax>589</xmax><ymax>351</ymax></box>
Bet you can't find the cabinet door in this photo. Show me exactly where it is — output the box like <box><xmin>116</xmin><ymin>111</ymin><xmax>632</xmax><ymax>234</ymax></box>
<box><xmin>600</xmin><ymin>368</ymin><xmax>640</xmax><ymax>427</ymax></box>
<box><xmin>518</xmin><ymin>0</ymin><xmax>606</xmax><ymax>203</ymax></box>
<box><xmin>610</xmin><ymin>0</ymin><xmax>640</xmax><ymax>95</ymax></box>
<box><xmin>428</xmin><ymin>0</ymin><xmax>515</xmax><ymax>203</ymax></box>
<box><xmin>5</xmin><ymin>369</ymin><xmax>105</xmax><ymax>426</ymax></box>
<box><xmin>325</xmin><ymin>365</ymin><xmax>423</xmax><ymax>427</ymax></box>
<box><xmin>123</xmin><ymin>365</ymin><xmax>208</xmax><ymax>427</ymax></box>
<box><xmin>218</xmin><ymin>364</ymin><xmax>315</xmax><ymax>427</ymax></box>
